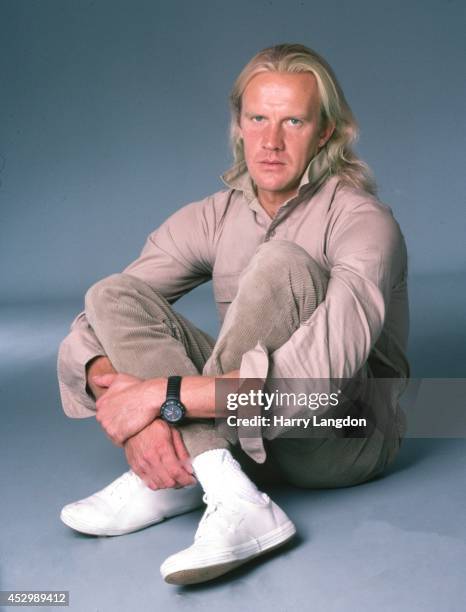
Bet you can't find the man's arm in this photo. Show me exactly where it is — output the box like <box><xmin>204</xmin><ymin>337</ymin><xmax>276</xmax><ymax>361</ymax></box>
<box><xmin>262</xmin><ymin>201</ymin><xmax>408</xmax><ymax>382</ymax></box>
<box><xmin>225</xmin><ymin>197</ymin><xmax>408</xmax><ymax>463</ymax></box>
<box><xmin>124</xmin><ymin>420</ymin><xmax>196</xmax><ymax>490</ymax></box>
<box><xmin>89</xmin><ymin>195</ymin><xmax>406</xmax><ymax>447</ymax></box>
<box><xmin>91</xmin><ymin>369</ymin><xmax>240</xmax><ymax>446</ymax></box>
<box><xmin>58</xmin><ymin>195</ymin><xmax>227</xmax><ymax>487</ymax></box>
<box><xmin>228</xmin><ymin>197</ymin><xmax>409</xmax><ymax>459</ymax></box>
<box><xmin>90</xmin><ymin>369</ymin><xmax>240</xmax><ymax>490</ymax></box>
<box><xmin>121</xmin><ymin>198</ymin><xmax>217</xmax><ymax>299</ymax></box>
<box><xmin>59</xmin><ymin>330</ymin><xmax>203</xmax><ymax>489</ymax></box>
<box><xmin>58</xmin><ymin>194</ymin><xmax>222</xmax><ymax>420</ymax></box>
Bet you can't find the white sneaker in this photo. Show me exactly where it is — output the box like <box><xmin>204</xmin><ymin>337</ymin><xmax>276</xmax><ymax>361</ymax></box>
<box><xmin>160</xmin><ymin>492</ymin><xmax>296</xmax><ymax>585</ymax></box>
<box><xmin>60</xmin><ymin>470</ymin><xmax>203</xmax><ymax>536</ymax></box>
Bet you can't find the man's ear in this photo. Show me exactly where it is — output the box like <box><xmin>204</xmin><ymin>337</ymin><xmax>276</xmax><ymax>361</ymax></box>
<box><xmin>236</xmin><ymin>118</ymin><xmax>243</xmax><ymax>140</ymax></box>
<box><xmin>318</xmin><ymin>121</ymin><xmax>335</xmax><ymax>148</ymax></box>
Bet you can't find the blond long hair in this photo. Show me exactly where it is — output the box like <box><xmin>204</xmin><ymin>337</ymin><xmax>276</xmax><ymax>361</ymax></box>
<box><xmin>229</xmin><ymin>43</ymin><xmax>377</xmax><ymax>195</ymax></box>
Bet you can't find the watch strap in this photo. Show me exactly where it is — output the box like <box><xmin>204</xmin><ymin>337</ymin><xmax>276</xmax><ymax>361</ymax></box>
<box><xmin>166</xmin><ymin>376</ymin><xmax>182</xmax><ymax>401</ymax></box>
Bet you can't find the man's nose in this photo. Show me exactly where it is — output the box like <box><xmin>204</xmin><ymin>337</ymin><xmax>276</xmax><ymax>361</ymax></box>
<box><xmin>262</xmin><ymin>123</ymin><xmax>284</xmax><ymax>150</ymax></box>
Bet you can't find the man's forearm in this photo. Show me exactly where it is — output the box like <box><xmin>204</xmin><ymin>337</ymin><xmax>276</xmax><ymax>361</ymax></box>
<box><xmin>178</xmin><ymin>370</ymin><xmax>240</xmax><ymax>419</ymax></box>
<box><xmin>89</xmin><ymin>368</ymin><xmax>241</xmax><ymax>447</ymax></box>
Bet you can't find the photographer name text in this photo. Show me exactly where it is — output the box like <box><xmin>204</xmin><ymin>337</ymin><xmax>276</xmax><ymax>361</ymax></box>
<box><xmin>225</xmin><ymin>414</ymin><xmax>367</xmax><ymax>429</ymax></box>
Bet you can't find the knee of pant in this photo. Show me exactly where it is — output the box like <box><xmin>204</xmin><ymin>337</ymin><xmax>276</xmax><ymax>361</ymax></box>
<box><xmin>85</xmin><ymin>273</ymin><xmax>144</xmax><ymax>316</ymax></box>
<box><xmin>248</xmin><ymin>240</ymin><xmax>328</xmax><ymax>287</ymax></box>
<box><xmin>255</xmin><ymin>239</ymin><xmax>307</xmax><ymax>264</ymax></box>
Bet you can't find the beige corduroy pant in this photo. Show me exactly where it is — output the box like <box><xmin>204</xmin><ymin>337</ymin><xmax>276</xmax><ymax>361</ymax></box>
<box><xmin>85</xmin><ymin>241</ymin><xmax>400</xmax><ymax>488</ymax></box>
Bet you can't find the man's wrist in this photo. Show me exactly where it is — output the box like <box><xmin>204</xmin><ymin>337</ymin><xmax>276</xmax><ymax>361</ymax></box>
<box><xmin>144</xmin><ymin>377</ymin><xmax>168</xmax><ymax>419</ymax></box>
<box><xmin>148</xmin><ymin>371</ymin><xmax>240</xmax><ymax>421</ymax></box>
<box><xmin>159</xmin><ymin>376</ymin><xmax>187</xmax><ymax>424</ymax></box>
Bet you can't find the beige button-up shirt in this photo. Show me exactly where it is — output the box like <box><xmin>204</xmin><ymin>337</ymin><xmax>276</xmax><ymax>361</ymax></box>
<box><xmin>57</xmin><ymin>153</ymin><xmax>410</xmax><ymax>462</ymax></box>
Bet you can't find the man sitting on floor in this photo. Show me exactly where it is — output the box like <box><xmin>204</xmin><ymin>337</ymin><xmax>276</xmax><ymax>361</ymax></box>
<box><xmin>57</xmin><ymin>43</ymin><xmax>409</xmax><ymax>585</ymax></box>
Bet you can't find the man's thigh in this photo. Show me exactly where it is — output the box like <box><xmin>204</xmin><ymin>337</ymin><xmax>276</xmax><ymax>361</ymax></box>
<box><xmin>85</xmin><ymin>273</ymin><xmax>216</xmax><ymax>377</ymax></box>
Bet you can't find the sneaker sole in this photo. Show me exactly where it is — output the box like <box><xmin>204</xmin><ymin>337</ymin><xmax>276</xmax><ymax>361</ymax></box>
<box><xmin>60</xmin><ymin>503</ymin><xmax>201</xmax><ymax>537</ymax></box>
<box><xmin>162</xmin><ymin>520</ymin><xmax>296</xmax><ymax>585</ymax></box>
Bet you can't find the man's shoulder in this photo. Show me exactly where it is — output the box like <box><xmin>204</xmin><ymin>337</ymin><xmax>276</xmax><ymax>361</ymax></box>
<box><xmin>174</xmin><ymin>188</ymin><xmax>236</xmax><ymax>217</ymax></box>
<box><xmin>187</xmin><ymin>187</ymin><xmax>234</xmax><ymax>208</ymax></box>
<box><xmin>331</xmin><ymin>179</ymin><xmax>393</xmax><ymax>218</ymax></box>
<box><xmin>153</xmin><ymin>188</ymin><xmax>240</xmax><ymax>238</ymax></box>
<box><xmin>328</xmin><ymin>178</ymin><xmax>406</xmax><ymax>250</ymax></box>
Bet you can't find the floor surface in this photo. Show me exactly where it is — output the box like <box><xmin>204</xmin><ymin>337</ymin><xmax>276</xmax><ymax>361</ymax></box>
<box><xmin>1</xmin><ymin>272</ymin><xmax>465</xmax><ymax>612</ymax></box>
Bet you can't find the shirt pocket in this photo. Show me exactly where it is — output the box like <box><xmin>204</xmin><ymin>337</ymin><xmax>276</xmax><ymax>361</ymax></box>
<box><xmin>212</xmin><ymin>273</ymin><xmax>240</xmax><ymax>322</ymax></box>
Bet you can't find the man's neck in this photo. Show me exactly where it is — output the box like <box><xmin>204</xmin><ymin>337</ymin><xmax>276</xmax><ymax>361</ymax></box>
<box><xmin>257</xmin><ymin>188</ymin><xmax>298</xmax><ymax>219</ymax></box>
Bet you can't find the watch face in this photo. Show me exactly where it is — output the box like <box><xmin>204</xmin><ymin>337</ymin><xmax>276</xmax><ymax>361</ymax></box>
<box><xmin>161</xmin><ymin>400</ymin><xmax>185</xmax><ymax>423</ymax></box>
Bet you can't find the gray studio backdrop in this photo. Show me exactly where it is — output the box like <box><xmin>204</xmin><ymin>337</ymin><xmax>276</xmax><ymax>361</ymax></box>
<box><xmin>1</xmin><ymin>0</ymin><xmax>465</xmax><ymax>303</ymax></box>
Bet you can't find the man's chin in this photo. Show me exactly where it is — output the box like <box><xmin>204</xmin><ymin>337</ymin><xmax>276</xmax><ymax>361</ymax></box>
<box><xmin>254</xmin><ymin>178</ymin><xmax>297</xmax><ymax>195</ymax></box>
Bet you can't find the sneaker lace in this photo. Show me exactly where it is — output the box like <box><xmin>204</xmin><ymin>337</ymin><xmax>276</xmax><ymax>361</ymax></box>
<box><xmin>194</xmin><ymin>493</ymin><xmax>241</xmax><ymax>542</ymax></box>
<box><xmin>104</xmin><ymin>470</ymin><xmax>139</xmax><ymax>503</ymax></box>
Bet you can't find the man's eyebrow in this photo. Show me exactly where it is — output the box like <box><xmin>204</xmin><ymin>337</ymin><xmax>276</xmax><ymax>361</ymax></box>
<box><xmin>285</xmin><ymin>114</ymin><xmax>309</xmax><ymax>120</ymax></box>
<box><xmin>242</xmin><ymin>111</ymin><xmax>309</xmax><ymax>120</ymax></box>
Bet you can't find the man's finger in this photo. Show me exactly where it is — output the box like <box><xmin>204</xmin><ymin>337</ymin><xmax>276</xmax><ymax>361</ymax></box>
<box><xmin>126</xmin><ymin>457</ymin><xmax>154</xmax><ymax>488</ymax></box>
<box><xmin>158</xmin><ymin>437</ymin><xmax>194</xmax><ymax>487</ymax></box>
<box><xmin>171</xmin><ymin>427</ymin><xmax>197</xmax><ymax>478</ymax></box>
<box><xmin>171</xmin><ymin>427</ymin><xmax>194</xmax><ymax>474</ymax></box>
<box><xmin>131</xmin><ymin>453</ymin><xmax>161</xmax><ymax>491</ymax></box>
<box><xmin>146</xmin><ymin>452</ymin><xmax>178</xmax><ymax>489</ymax></box>
<box><xmin>170</xmin><ymin>465</ymin><xmax>197</xmax><ymax>487</ymax></box>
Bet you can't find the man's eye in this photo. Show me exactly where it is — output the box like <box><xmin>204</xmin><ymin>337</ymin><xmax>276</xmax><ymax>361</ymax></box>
<box><xmin>289</xmin><ymin>118</ymin><xmax>302</xmax><ymax>126</ymax></box>
<box><xmin>251</xmin><ymin>115</ymin><xmax>265</xmax><ymax>122</ymax></box>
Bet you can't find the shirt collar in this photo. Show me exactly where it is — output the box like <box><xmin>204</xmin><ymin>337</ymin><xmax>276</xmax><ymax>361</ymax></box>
<box><xmin>220</xmin><ymin>147</ymin><xmax>331</xmax><ymax>206</ymax></box>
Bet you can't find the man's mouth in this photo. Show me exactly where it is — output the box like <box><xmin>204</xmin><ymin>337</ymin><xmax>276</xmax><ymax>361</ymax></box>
<box><xmin>258</xmin><ymin>160</ymin><xmax>286</xmax><ymax>166</ymax></box>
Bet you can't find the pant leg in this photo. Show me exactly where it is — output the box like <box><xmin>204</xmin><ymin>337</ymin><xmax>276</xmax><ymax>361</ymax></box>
<box><xmin>204</xmin><ymin>240</ymin><xmax>400</xmax><ymax>488</ymax></box>
<box><xmin>85</xmin><ymin>243</ymin><xmax>398</xmax><ymax>487</ymax></box>
<box><xmin>85</xmin><ymin>270</ymin><xmax>286</xmax><ymax>481</ymax></box>
<box><xmin>265</xmin><ymin>430</ymin><xmax>400</xmax><ymax>489</ymax></box>
<box><xmin>84</xmin><ymin>272</ymin><xmax>230</xmax><ymax>457</ymax></box>
<box><xmin>203</xmin><ymin>240</ymin><xmax>328</xmax><ymax>376</ymax></box>
<box><xmin>85</xmin><ymin>273</ymin><xmax>214</xmax><ymax>379</ymax></box>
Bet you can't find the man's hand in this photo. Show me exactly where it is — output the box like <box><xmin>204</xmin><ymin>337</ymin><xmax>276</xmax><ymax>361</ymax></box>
<box><xmin>124</xmin><ymin>419</ymin><xmax>196</xmax><ymax>490</ymax></box>
<box><xmin>86</xmin><ymin>356</ymin><xmax>116</xmax><ymax>400</ymax></box>
<box><xmin>93</xmin><ymin>373</ymin><xmax>166</xmax><ymax>446</ymax></box>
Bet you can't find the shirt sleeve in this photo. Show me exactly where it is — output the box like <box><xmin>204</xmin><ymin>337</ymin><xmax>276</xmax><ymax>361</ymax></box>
<box><xmin>271</xmin><ymin>203</ymin><xmax>406</xmax><ymax>378</ymax></box>
<box><xmin>122</xmin><ymin>199</ymin><xmax>216</xmax><ymax>298</ymax></box>
<box><xmin>238</xmin><ymin>198</ymin><xmax>407</xmax><ymax>461</ymax></box>
<box><xmin>57</xmin><ymin>197</ymin><xmax>218</xmax><ymax>418</ymax></box>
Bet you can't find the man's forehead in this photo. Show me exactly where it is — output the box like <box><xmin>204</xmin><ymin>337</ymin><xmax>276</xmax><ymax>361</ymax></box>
<box><xmin>241</xmin><ymin>71</ymin><xmax>319</xmax><ymax>110</ymax></box>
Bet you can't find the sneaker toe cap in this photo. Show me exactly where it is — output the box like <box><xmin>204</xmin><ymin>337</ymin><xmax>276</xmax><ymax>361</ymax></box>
<box><xmin>60</xmin><ymin>497</ymin><xmax>113</xmax><ymax>532</ymax></box>
<box><xmin>160</xmin><ymin>545</ymin><xmax>247</xmax><ymax>585</ymax></box>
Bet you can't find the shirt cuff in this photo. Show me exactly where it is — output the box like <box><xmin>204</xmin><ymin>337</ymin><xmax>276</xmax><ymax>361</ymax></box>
<box><xmin>237</xmin><ymin>342</ymin><xmax>270</xmax><ymax>463</ymax></box>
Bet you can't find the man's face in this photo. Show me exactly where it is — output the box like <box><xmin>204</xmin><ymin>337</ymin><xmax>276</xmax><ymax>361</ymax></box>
<box><xmin>238</xmin><ymin>71</ymin><xmax>333</xmax><ymax>206</ymax></box>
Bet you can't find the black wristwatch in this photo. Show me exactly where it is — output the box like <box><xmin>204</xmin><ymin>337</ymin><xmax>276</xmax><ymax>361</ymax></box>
<box><xmin>159</xmin><ymin>376</ymin><xmax>186</xmax><ymax>424</ymax></box>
